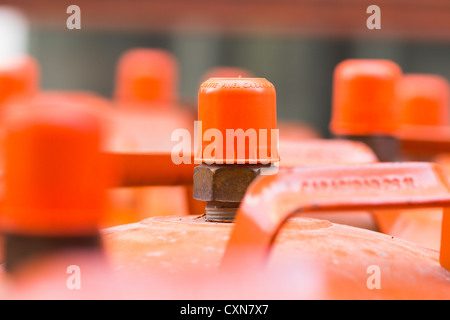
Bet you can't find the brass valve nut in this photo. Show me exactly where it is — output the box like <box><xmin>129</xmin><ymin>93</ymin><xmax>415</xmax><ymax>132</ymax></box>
<box><xmin>193</xmin><ymin>164</ymin><xmax>266</xmax><ymax>203</ymax></box>
<box><xmin>193</xmin><ymin>163</ymin><xmax>270</xmax><ymax>222</ymax></box>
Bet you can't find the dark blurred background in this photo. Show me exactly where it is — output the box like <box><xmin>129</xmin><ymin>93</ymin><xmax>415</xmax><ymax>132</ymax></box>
<box><xmin>1</xmin><ymin>0</ymin><xmax>450</xmax><ymax>136</ymax></box>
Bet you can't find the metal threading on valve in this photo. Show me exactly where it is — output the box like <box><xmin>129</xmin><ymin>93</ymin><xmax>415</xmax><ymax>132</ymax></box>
<box><xmin>204</xmin><ymin>201</ymin><xmax>239</xmax><ymax>222</ymax></box>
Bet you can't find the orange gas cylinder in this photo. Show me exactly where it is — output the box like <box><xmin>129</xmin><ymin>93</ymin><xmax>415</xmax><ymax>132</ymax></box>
<box><xmin>100</xmin><ymin>162</ymin><xmax>450</xmax><ymax>299</ymax></box>
<box><xmin>372</xmin><ymin>74</ymin><xmax>450</xmax><ymax>250</ymax></box>
<box><xmin>107</xmin><ymin>48</ymin><xmax>196</xmax><ymax>226</ymax></box>
<box><xmin>101</xmin><ymin>77</ymin><xmax>450</xmax><ymax>299</ymax></box>
<box><xmin>108</xmin><ymin>76</ymin><xmax>380</xmax><ymax>228</ymax></box>
<box><xmin>4</xmin><ymin>159</ymin><xmax>450</xmax><ymax>298</ymax></box>
<box><xmin>0</xmin><ymin>94</ymin><xmax>118</xmax><ymax>299</ymax></box>
<box><xmin>107</xmin><ymin>63</ymin><xmax>449</xmax><ymax>252</ymax></box>
<box><xmin>326</xmin><ymin>59</ymin><xmax>406</xmax><ymax>229</ymax></box>
<box><xmin>102</xmin><ymin>72</ymin><xmax>379</xmax><ymax>238</ymax></box>
<box><xmin>2</xmin><ymin>80</ymin><xmax>450</xmax><ymax>299</ymax></box>
<box><xmin>329</xmin><ymin>60</ymin><xmax>450</xmax><ymax>245</ymax></box>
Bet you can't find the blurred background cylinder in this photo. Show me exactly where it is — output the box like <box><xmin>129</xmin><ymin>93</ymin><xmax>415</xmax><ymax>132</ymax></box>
<box><xmin>397</xmin><ymin>74</ymin><xmax>449</xmax><ymax>127</ymax></box>
<box><xmin>114</xmin><ymin>48</ymin><xmax>178</xmax><ymax>108</ymax></box>
<box><xmin>0</xmin><ymin>95</ymin><xmax>109</xmax><ymax>236</ymax></box>
<box><xmin>330</xmin><ymin>59</ymin><xmax>403</xmax><ymax>136</ymax></box>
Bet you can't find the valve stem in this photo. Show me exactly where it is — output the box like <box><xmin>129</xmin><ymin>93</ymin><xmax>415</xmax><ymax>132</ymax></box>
<box><xmin>205</xmin><ymin>201</ymin><xmax>239</xmax><ymax>222</ymax></box>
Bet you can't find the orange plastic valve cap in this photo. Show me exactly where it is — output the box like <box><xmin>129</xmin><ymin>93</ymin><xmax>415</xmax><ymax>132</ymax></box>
<box><xmin>0</xmin><ymin>55</ymin><xmax>39</xmax><ymax>105</ymax></box>
<box><xmin>330</xmin><ymin>59</ymin><xmax>403</xmax><ymax>136</ymax></box>
<box><xmin>114</xmin><ymin>48</ymin><xmax>178</xmax><ymax>107</ymax></box>
<box><xmin>196</xmin><ymin>78</ymin><xmax>279</xmax><ymax>164</ymax></box>
<box><xmin>0</xmin><ymin>96</ymin><xmax>110</xmax><ymax>236</ymax></box>
<box><xmin>397</xmin><ymin>74</ymin><xmax>449</xmax><ymax>127</ymax></box>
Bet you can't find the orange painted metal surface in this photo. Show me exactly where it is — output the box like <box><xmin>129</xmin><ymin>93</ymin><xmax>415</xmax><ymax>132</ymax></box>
<box><xmin>222</xmin><ymin>162</ymin><xmax>450</xmax><ymax>271</ymax></box>
<box><xmin>374</xmin><ymin>208</ymin><xmax>443</xmax><ymax>250</ymax></box>
<box><xmin>100</xmin><ymin>215</ymin><xmax>449</xmax><ymax>300</ymax></box>
<box><xmin>100</xmin><ymin>162</ymin><xmax>450</xmax><ymax>299</ymax></box>
<box><xmin>4</xmin><ymin>161</ymin><xmax>450</xmax><ymax>299</ymax></box>
<box><xmin>278</xmin><ymin>139</ymin><xmax>379</xmax><ymax>230</ymax></box>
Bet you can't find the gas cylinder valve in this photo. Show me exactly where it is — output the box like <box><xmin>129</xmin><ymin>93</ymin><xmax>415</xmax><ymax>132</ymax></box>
<box><xmin>193</xmin><ymin>78</ymin><xmax>279</xmax><ymax>222</ymax></box>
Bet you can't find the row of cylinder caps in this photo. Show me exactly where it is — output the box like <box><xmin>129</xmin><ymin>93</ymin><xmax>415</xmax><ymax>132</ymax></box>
<box><xmin>0</xmin><ymin>48</ymin><xmax>449</xmax><ymax>299</ymax></box>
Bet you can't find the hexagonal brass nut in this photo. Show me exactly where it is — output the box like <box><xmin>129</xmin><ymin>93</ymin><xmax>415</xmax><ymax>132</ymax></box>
<box><xmin>193</xmin><ymin>164</ymin><xmax>265</xmax><ymax>202</ymax></box>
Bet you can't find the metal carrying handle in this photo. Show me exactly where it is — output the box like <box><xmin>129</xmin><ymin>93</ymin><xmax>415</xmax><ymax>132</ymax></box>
<box><xmin>221</xmin><ymin>162</ymin><xmax>450</xmax><ymax>272</ymax></box>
